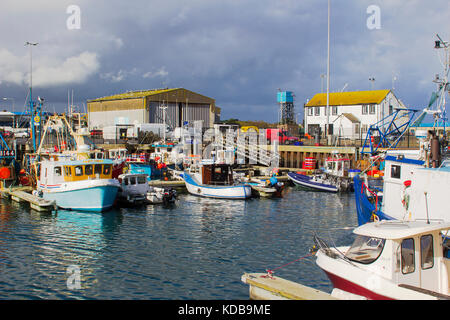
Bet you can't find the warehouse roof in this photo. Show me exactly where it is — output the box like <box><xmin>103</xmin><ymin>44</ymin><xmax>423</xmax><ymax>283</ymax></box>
<box><xmin>88</xmin><ymin>88</ymin><xmax>178</xmax><ymax>102</ymax></box>
<box><xmin>305</xmin><ymin>89</ymin><xmax>391</xmax><ymax>107</ymax></box>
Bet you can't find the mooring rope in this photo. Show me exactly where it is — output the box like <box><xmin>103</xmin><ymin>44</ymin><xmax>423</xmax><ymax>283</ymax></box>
<box><xmin>261</xmin><ymin>252</ymin><xmax>314</xmax><ymax>279</ymax></box>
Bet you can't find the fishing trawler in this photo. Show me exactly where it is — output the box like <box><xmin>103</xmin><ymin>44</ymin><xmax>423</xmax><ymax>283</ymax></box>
<box><xmin>355</xmin><ymin>34</ymin><xmax>450</xmax><ymax>225</ymax></box>
<box><xmin>36</xmin><ymin>159</ymin><xmax>120</xmax><ymax>212</ymax></box>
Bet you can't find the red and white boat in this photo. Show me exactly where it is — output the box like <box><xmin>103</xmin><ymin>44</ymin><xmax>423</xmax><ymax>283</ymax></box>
<box><xmin>314</xmin><ymin>220</ymin><xmax>450</xmax><ymax>300</ymax></box>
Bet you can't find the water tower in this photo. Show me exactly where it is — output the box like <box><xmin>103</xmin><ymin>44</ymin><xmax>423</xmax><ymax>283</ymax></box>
<box><xmin>277</xmin><ymin>91</ymin><xmax>295</xmax><ymax>124</ymax></box>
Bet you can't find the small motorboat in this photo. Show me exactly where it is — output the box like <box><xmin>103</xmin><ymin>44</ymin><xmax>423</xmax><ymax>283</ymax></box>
<box><xmin>313</xmin><ymin>219</ymin><xmax>450</xmax><ymax>300</ymax></box>
<box><xmin>287</xmin><ymin>172</ymin><xmax>338</xmax><ymax>192</ymax></box>
<box><xmin>117</xmin><ymin>173</ymin><xmax>149</xmax><ymax>205</ymax></box>
<box><xmin>147</xmin><ymin>187</ymin><xmax>177</xmax><ymax>205</ymax></box>
<box><xmin>239</xmin><ymin>175</ymin><xmax>284</xmax><ymax>198</ymax></box>
<box><xmin>117</xmin><ymin>173</ymin><xmax>177</xmax><ymax>206</ymax></box>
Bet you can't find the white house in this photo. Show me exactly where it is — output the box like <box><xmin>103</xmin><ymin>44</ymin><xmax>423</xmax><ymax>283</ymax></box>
<box><xmin>304</xmin><ymin>89</ymin><xmax>408</xmax><ymax>140</ymax></box>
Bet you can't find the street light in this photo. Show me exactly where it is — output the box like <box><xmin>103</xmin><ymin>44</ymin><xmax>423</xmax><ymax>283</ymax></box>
<box><xmin>25</xmin><ymin>41</ymin><xmax>38</xmax><ymax>100</ymax></box>
<box><xmin>2</xmin><ymin>98</ymin><xmax>15</xmax><ymax>112</ymax></box>
<box><xmin>369</xmin><ymin>77</ymin><xmax>375</xmax><ymax>90</ymax></box>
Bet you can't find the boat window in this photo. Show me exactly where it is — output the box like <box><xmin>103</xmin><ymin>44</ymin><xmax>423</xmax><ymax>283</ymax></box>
<box><xmin>137</xmin><ymin>175</ymin><xmax>147</xmax><ymax>184</ymax></box>
<box><xmin>94</xmin><ymin>164</ymin><xmax>102</xmax><ymax>175</ymax></box>
<box><xmin>64</xmin><ymin>166</ymin><xmax>71</xmax><ymax>177</ymax></box>
<box><xmin>391</xmin><ymin>165</ymin><xmax>401</xmax><ymax>179</ymax></box>
<box><xmin>420</xmin><ymin>235</ymin><xmax>434</xmax><ymax>270</ymax></box>
<box><xmin>401</xmin><ymin>238</ymin><xmax>415</xmax><ymax>274</ymax></box>
<box><xmin>124</xmin><ymin>178</ymin><xmax>129</xmax><ymax>186</ymax></box>
<box><xmin>345</xmin><ymin>235</ymin><xmax>385</xmax><ymax>264</ymax></box>
<box><xmin>85</xmin><ymin>165</ymin><xmax>93</xmax><ymax>175</ymax></box>
<box><xmin>103</xmin><ymin>164</ymin><xmax>111</xmax><ymax>175</ymax></box>
<box><xmin>130</xmin><ymin>176</ymin><xmax>137</xmax><ymax>185</ymax></box>
<box><xmin>74</xmin><ymin>166</ymin><xmax>83</xmax><ymax>176</ymax></box>
<box><xmin>54</xmin><ymin>166</ymin><xmax>62</xmax><ymax>176</ymax></box>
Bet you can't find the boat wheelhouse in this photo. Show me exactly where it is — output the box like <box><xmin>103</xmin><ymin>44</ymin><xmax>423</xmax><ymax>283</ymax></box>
<box><xmin>37</xmin><ymin>159</ymin><xmax>120</xmax><ymax>212</ymax></box>
<box><xmin>315</xmin><ymin>220</ymin><xmax>450</xmax><ymax>300</ymax></box>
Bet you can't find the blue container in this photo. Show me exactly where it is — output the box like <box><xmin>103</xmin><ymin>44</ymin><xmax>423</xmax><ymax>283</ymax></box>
<box><xmin>277</xmin><ymin>91</ymin><xmax>294</xmax><ymax>103</ymax></box>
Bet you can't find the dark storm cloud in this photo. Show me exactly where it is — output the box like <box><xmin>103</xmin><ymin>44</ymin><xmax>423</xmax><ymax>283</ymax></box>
<box><xmin>0</xmin><ymin>0</ymin><xmax>448</xmax><ymax>122</ymax></box>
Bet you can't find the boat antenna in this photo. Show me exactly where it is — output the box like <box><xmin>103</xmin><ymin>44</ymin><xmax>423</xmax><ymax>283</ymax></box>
<box><xmin>424</xmin><ymin>191</ymin><xmax>430</xmax><ymax>224</ymax></box>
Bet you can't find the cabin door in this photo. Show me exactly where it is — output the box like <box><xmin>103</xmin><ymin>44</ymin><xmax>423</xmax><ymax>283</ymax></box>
<box><xmin>418</xmin><ymin>234</ymin><xmax>440</xmax><ymax>293</ymax></box>
<box><xmin>397</xmin><ymin>237</ymin><xmax>420</xmax><ymax>287</ymax></box>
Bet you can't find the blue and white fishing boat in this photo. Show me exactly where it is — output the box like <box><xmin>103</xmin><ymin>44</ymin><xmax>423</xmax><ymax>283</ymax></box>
<box><xmin>287</xmin><ymin>172</ymin><xmax>338</xmax><ymax>192</ymax></box>
<box><xmin>183</xmin><ymin>164</ymin><xmax>251</xmax><ymax>199</ymax></box>
<box><xmin>36</xmin><ymin>159</ymin><xmax>120</xmax><ymax>212</ymax></box>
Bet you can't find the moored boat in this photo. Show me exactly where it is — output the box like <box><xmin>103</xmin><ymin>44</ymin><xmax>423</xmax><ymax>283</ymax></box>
<box><xmin>314</xmin><ymin>220</ymin><xmax>450</xmax><ymax>300</ymax></box>
<box><xmin>183</xmin><ymin>164</ymin><xmax>251</xmax><ymax>199</ymax></box>
<box><xmin>36</xmin><ymin>159</ymin><xmax>120</xmax><ymax>212</ymax></box>
<box><xmin>287</xmin><ymin>172</ymin><xmax>338</xmax><ymax>192</ymax></box>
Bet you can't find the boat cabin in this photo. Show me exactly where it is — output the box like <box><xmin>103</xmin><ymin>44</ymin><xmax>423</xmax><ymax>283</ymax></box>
<box><xmin>345</xmin><ymin>220</ymin><xmax>450</xmax><ymax>296</ymax></box>
<box><xmin>200</xmin><ymin>164</ymin><xmax>234</xmax><ymax>186</ymax></box>
<box><xmin>118</xmin><ymin>173</ymin><xmax>149</xmax><ymax>197</ymax></box>
<box><xmin>39</xmin><ymin>159</ymin><xmax>114</xmax><ymax>185</ymax></box>
<box><xmin>324</xmin><ymin>157</ymin><xmax>351</xmax><ymax>177</ymax></box>
<box><xmin>108</xmin><ymin>148</ymin><xmax>128</xmax><ymax>160</ymax></box>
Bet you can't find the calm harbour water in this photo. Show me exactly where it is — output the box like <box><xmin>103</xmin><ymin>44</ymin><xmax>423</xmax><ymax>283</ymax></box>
<box><xmin>0</xmin><ymin>186</ymin><xmax>357</xmax><ymax>300</ymax></box>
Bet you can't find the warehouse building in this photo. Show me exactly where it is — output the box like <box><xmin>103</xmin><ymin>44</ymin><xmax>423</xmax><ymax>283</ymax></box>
<box><xmin>87</xmin><ymin>88</ymin><xmax>220</xmax><ymax>130</ymax></box>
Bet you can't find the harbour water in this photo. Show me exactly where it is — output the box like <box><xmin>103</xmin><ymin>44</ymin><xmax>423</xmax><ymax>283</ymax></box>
<box><xmin>0</xmin><ymin>187</ymin><xmax>357</xmax><ymax>300</ymax></box>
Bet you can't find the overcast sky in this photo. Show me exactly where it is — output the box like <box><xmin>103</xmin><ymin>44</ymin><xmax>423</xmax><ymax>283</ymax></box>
<box><xmin>0</xmin><ymin>0</ymin><xmax>449</xmax><ymax>123</ymax></box>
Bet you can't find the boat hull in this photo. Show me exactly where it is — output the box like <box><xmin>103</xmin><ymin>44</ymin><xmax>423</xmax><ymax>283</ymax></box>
<box><xmin>287</xmin><ymin>172</ymin><xmax>338</xmax><ymax>192</ymax></box>
<box><xmin>183</xmin><ymin>172</ymin><xmax>251</xmax><ymax>199</ymax></box>
<box><xmin>40</xmin><ymin>180</ymin><xmax>119</xmax><ymax>212</ymax></box>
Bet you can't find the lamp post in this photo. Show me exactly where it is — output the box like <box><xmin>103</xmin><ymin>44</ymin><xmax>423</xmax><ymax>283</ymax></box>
<box><xmin>2</xmin><ymin>98</ymin><xmax>14</xmax><ymax>112</ymax></box>
<box><xmin>25</xmin><ymin>41</ymin><xmax>39</xmax><ymax>151</ymax></box>
<box><xmin>25</xmin><ymin>42</ymin><xmax>38</xmax><ymax>102</ymax></box>
<box><xmin>2</xmin><ymin>98</ymin><xmax>15</xmax><ymax>128</ymax></box>
<box><xmin>326</xmin><ymin>0</ymin><xmax>331</xmax><ymax>139</ymax></box>
<box><xmin>369</xmin><ymin>77</ymin><xmax>375</xmax><ymax>90</ymax></box>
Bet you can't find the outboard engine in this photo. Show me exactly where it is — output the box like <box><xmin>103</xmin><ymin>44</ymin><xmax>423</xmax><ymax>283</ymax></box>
<box><xmin>162</xmin><ymin>188</ymin><xmax>177</xmax><ymax>205</ymax></box>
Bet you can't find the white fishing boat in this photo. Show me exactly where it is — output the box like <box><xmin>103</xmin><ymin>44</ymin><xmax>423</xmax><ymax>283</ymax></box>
<box><xmin>117</xmin><ymin>173</ymin><xmax>149</xmax><ymax>205</ymax></box>
<box><xmin>36</xmin><ymin>159</ymin><xmax>120</xmax><ymax>212</ymax></box>
<box><xmin>117</xmin><ymin>172</ymin><xmax>177</xmax><ymax>205</ymax></box>
<box><xmin>314</xmin><ymin>219</ymin><xmax>450</xmax><ymax>300</ymax></box>
<box><xmin>183</xmin><ymin>163</ymin><xmax>251</xmax><ymax>199</ymax></box>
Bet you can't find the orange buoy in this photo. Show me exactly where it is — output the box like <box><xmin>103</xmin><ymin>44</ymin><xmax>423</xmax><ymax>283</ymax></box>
<box><xmin>0</xmin><ymin>167</ymin><xmax>11</xmax><ymax>180</ymax></box>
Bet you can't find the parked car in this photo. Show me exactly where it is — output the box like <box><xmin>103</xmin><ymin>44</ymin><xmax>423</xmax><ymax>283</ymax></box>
<box><xmin>14</xmin><ymin>131</ymin><xmax>30</xmax><ymax>138</ymax></box>
<box><xmin>90</xmin><ymin>129</ymin><xmax>103</xmax><ymax>137</ymax></box>
<box><xmin>1</xmin><ymin>131</ymin><xmax>13</xmax><ymax>138</ymax></box>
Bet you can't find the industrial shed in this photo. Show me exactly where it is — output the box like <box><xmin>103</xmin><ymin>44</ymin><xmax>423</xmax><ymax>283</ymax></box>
<box><xmin>87</xmin><ymin>88</ymin><xmax>219</xmax><ymax>130</ymax></box>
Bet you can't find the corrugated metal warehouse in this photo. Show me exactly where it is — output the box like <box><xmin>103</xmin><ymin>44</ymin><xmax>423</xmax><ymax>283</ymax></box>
<box><xmin>87</xmin><ymin>88</ymin><xmax>220</xmax><ymax>130</ymax></box>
